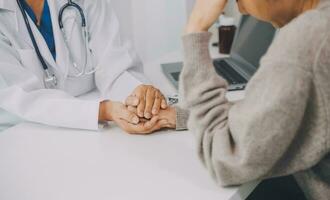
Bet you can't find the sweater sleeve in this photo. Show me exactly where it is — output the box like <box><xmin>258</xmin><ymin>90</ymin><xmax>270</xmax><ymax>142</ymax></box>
<box><xmin>179</xmin><ymin>32</ymin><xmax>324</xmax><ymax>186</ymax></box>
<box><xmin>175</xmin><ymin>106</ymin><xmax>189</xmax><ymax>131</ymax></box>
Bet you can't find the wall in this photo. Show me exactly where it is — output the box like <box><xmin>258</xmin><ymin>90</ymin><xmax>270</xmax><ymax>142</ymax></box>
<box><xmin>224</xmin><ymin>1</ymin><xmax>241</xmax><ymax>25</ymax></box>
<box><xmin>110</xmin><ymin>0</ymin><xmax>134</xmax><ymax>42</ymax></box>
<box><xmin>131</xmin><ymin>0</ymin><xmax>188</xmax><ymax>62</ymax></box>
<box><xmin>111</xmin><ymin>0</ymin><xmax>241</xmax><ymax>63</ymax></box>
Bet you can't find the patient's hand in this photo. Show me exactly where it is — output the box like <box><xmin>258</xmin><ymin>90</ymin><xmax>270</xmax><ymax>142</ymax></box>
<box><xmin>125</xmin><ymin>85</ymin><xmax>167</xmax><ymax>120</ymax></box>
<box><xmin>99</xmin><ymin>101</ymin><xmax>175</xmax><ymax>134</ymax></box>
<box><xmin>115</xmin><ymin>115</ymin><xmax>171</xmax><ymax>135</ymax></box>
<box><xmin>157</xmin><ymin>106</ymin><xmax>176</xmax><ymax>129</ymax></box>
<box><xmin>127</xmin><ymin>106</ymin><xmax>177</xmax><ymax>134</ymax></box>
<box><xmin>100</xmin><ymin>101</ymin><xmax>171</xmax><ymax>134</ymax></box>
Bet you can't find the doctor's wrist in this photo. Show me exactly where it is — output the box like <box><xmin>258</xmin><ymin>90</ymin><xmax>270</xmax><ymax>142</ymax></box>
<box><xmin>99</xmin><ymin>100</ymin><xmax>112</xmax><ymax>122</ymax></box>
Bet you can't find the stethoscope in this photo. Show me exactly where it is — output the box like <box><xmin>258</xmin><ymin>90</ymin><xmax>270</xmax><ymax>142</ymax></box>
<box><xmin>16</xmin><ymin>0</ymin><xmax>96</xmax><ymax>89</ymax></box>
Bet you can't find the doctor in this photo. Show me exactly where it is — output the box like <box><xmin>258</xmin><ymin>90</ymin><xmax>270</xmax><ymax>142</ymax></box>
<box><xmin>0</xmin><ymin>0</ymin><xmax>177</xmax><ymax>133</ymax></box>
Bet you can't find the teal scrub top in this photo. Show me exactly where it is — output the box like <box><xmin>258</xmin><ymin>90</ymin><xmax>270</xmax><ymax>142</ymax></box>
<box><xmin>21</xmin><ymin>0</ymin><xmax>56</xmax><ymax>59</ymax></box>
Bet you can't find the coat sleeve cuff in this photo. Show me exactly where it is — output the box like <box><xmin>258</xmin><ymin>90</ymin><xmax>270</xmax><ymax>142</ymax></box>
<box><xmin>62</xmin><ymin>99</ymin><xmax>100</xmax><ymax>131</ymax></box>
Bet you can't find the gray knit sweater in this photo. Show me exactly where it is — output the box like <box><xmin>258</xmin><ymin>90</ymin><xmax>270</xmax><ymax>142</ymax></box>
<box><xmin>178</xmin><ymin>1</ymin><xmax>330</xmax><ymax>199</ymax></box>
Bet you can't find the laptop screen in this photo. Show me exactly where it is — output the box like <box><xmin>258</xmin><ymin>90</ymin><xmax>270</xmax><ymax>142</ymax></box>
<box><xmin>231</xmin><ymin>15</ymin><xmax>276</xmax><ymax>69</ymax></box>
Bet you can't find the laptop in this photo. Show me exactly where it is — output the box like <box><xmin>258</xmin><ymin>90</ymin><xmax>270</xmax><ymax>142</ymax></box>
<box><xmin>161</xmin><ymin>15</ymin><xmax>276</xmax><ymax>91</ymax></box>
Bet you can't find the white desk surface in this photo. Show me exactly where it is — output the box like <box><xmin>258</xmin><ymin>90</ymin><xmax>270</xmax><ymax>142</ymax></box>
<box><xmin>0</xmin><ymin>49</ymin><xmax>257</xmax><ymax>200</ymax></box>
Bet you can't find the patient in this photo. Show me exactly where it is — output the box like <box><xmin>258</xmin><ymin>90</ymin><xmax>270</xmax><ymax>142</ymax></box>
<box><xmin>175</xmin><ymin>0</ymin><xmax>330</xmax><ymax>199</ymax></box>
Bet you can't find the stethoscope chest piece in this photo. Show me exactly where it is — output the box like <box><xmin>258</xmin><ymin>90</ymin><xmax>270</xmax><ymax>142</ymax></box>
<box><xmin>44</xmin><ymin>69</ymin><xmax>58</xmax><ymax>89</ymax></box>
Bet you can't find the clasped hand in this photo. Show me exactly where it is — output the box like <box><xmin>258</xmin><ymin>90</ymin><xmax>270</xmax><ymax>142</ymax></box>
<box><xmin>99</xmin><ymin>85</ymin><xmax>176</xmax><ymax>134</ymax></box>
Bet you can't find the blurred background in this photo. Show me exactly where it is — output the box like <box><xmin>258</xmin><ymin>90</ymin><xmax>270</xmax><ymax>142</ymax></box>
<box><xmin>111</xmin><ymin>0</ymin><xmax>241</xmax><ymax>63</ymax></box>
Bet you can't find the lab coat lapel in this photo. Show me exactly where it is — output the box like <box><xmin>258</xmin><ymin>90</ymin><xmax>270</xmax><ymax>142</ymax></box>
<box><xmin>0</xmin><ymin>0</ymin><xmax>16</xmax><ymax>12</ymax></box>
<box><xmin>0</xmin><ymin>1</ymin><xmax>33</xmax><ymax>49</ymax></box>
<box><xmin>14</xmin><ymin>7</ymin><xmax>33</xmax><ymax>49</ymax></box>
<box><xmin>27</xmin><ymin>20</ymin><xmax>58</xmax><ymax>71</ymax></box>
<box><xmin>15</xmin><ymin>3</ymin><xmax>58</xmax><ymax>71</ymax></box>
<box><xmin>48</xmin><ymin>0</ymin><xmax>72</xmax><ymax>77</ymax></box>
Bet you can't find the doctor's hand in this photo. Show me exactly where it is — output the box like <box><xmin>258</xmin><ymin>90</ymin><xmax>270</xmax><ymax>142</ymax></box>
<box><xmin>99</xmin><ymin>100</ymin><xmax>140</xmax><ymax>125</ymax></box>
<box><xmin>125</xmin><ymin>85</ymin><xmax>167</xmax><ymax>120</ymax></box>
<box><xmin>116</xmin><ymin>116</ymin><xmax>171</xmax><ymax>135</ymax></box>
<box><xmin>185</xmin><ymin>0</ymin><xmax>228</xmax><ymax>33</ymax></box>
<box><xmin>99</xmin><ymin>101</ymin><xmax>169</xmax><ymax>134</ymax></box>
<box><xmin>127</xmin><ymin>106</ymin><xmax>177</xmax><ymax>130</ymax></box>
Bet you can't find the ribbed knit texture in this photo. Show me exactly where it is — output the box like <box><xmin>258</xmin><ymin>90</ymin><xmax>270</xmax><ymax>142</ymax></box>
<box><xmin>175</xmin><ymin>106</ymin><xmax>189</xmax><ymax>131</ymax></box>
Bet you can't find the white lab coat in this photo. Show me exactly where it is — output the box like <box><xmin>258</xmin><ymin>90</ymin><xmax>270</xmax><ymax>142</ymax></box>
<box><xmin>0</xmin><ymin>0</ymin><xmax>148</xmax><ymax>131</ymax></box>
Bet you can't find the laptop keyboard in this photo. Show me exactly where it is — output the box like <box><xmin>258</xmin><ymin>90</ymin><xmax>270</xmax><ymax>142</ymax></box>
<box><xmin>167</xmin><ymin>60</ymin><xmax>247</xmax><ymax>85</ymax></box>
<box><xmin>171</xmin><ymin>72</ymin><xmax>180</xmax><ymax>81</ymax></box>
<box><xmin>213</xmin><ymin>60</ymin><xmax>247</xmax><ymax>84</ymax></box>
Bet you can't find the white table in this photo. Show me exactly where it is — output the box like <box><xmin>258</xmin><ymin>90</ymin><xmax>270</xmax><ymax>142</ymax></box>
<box><xmin>0</xmin><ymin>49</ymin><xmax>258</xmax><ymax>200</ymax></box>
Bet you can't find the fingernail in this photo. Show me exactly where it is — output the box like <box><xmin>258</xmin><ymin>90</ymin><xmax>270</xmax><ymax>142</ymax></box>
<box><xmin>133</xmin><ymin>99</ymin><xmax>139</xmax><ymax>105</ymax></box>
<box><xmin>132</xmin><ymin>116</ymin><xmax>139</xmax><ymax>124</ymax></box>
<box><xmin>145</xmin><ymin>113</ymin><xmax>151</xmax><ymax>119</ymax></box>
<box><xmin>152</xmin><ymin>109</ymin><xmax>157</xmax><ymax>114</ymax></box>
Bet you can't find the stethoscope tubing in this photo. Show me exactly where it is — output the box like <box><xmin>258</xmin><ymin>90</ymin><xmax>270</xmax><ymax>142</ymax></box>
<box><xmin>58</xmin><ymin>0</ymin><xmax>86</xmax><ymax>29</ymax></box>
<box><xmin>16</xmin><ymin>0</ymin><xmax>92</xmax><ymax>85</ymax></box>
<box><xmin>16</xmin><ymin>0</ymin><xmax>49</xmax><ymax>71</ymax></box>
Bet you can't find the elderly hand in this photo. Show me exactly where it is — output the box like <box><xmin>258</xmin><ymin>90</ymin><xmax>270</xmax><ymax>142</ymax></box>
<box><xmin>99</xmin><ymin>101</ymin><xmax>170</xmax><ymax>134</ymax></box>
<box><xmin>157</xmin><ymin>106</ymin><xmax>176</xmax><ymax>129</ymax></box>
<box><xmin>99</xmin><ymin>100</ymin><xmax>140</xmax><ymax>124</ymax></box>
<box><xmin>125</xmin><ymin>85</ymin><xmax>167</xmax><ymax>119</ymax></box>
<box><xmin>185</xmin><ymin>0</ymin><xmax>228</xmax><ymax>34</ymax></box>
<box><xmin>127</xmin><ymin>105</ymin><xmax>177</xmax><ymax>130</ymax></box>
<box><xmin>115</xmin><ymin>115</ymin><xmax>171</xmax><ymax>135</ymax></box>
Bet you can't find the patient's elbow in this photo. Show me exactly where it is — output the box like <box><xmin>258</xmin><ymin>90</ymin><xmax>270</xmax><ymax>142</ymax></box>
<box><xmin>210</xmin><ymin>153</ymin><xmax>271</xmax><ymax>187</ymax></box>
